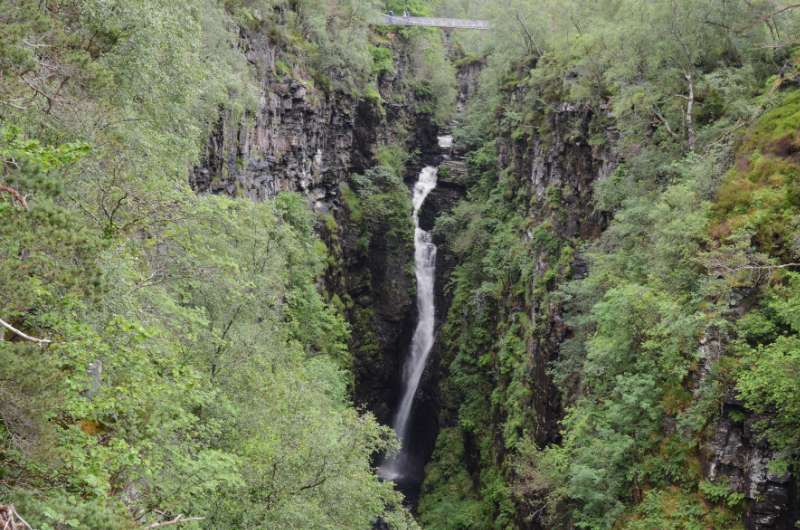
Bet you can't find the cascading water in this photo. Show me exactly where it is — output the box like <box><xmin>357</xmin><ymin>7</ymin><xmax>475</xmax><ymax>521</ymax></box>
<box><xmin>379</xmin><ymin>136</ymin><xmax>451</xmax><ymax>483</ymax></box>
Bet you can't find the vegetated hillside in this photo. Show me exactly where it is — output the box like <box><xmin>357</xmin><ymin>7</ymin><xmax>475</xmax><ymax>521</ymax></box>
<box><xmin>421</xmin><ymin>1</ymin><xmax>800</xmax><ymax>529</ymax></box>
<box><xmin>5</xmin><ymin>0</ymin><xmax>800</xmax><ymax>529</ymax></box>
<box><xmin>0</xmin><ymin>0</ymin><xmax>457</xmax><ymax>528</ymax></box>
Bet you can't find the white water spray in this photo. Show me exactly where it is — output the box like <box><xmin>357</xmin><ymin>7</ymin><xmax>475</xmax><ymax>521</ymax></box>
<box><xmin>379</xmin><ymin>136</ymin><xmax>450</xmax><ymax>482</ymax></box>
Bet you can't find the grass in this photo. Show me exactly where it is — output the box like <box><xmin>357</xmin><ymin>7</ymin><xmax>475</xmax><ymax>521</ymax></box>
<box><xmin>712</xmin><ymin>90</ymin><xmax>800</xmax><ymax>258</ymax></box>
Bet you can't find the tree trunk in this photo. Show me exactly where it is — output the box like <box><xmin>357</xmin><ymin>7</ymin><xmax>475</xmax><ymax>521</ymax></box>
<box><xmin>685</xmin><ymin>72</ymin><xmax>696</xmax><ymax>151</ymax></box>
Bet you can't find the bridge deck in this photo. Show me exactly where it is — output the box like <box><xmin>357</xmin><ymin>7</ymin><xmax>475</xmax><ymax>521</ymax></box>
<box><xmin>380</xmin><ymin>15</ymin><xmax>490</xmax><ymax>30</ymax></box>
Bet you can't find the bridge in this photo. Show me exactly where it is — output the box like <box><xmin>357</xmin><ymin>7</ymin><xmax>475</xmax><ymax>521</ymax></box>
<box><xmin>379</xmin><ymin>15</ymin><xmax>490</xmax><ymax>30</ymax></box>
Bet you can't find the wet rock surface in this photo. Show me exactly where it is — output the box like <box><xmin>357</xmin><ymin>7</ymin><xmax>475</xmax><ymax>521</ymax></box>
<box><xmin>499</xmin><ymin>101</ymin><xmax>618</xmax><ymax>448</ymax></box>
<box><xmin>705</xmin><ymin>396</ymin><xmax>799</xmax><ymax>529</ymax></box>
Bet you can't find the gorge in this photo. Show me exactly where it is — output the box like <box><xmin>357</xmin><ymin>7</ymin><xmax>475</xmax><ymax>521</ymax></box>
<box><xmin>3</xmin><ymin>1</ymin><xmax>800</xmax><ymax>530</ymax></box>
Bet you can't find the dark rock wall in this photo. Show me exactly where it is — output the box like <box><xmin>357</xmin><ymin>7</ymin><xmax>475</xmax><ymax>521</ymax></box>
<box><xmin>189</xmin><ymin>28</ymin><xmax>439</xmax><ymax>425</ymax></box>
<box><xmin>706</xmin><ymin>401</ymin><xmax>798</xmax><ymax>530</ymax></box>
<box><xmin>500</xmin><ymin>99</ymin><xmax>617</xmax><ymax>448</ymax></box>
<box><xmin>453</xmin><ymin>67</ymin><xmax>798</xmax><ymax>528</ymax></box>
<box><xmin>698</xmin><ymin>332</ymin><xmax>800</xmax><ymax>529</ymax></box>
<box><xmin>455</xmin><ymin>58</ymin><xmax>484</xmax><ymax>114</ymax></box>
<box><xmin>190</xmin><ymin>28</ymin><xmax>437</xmax><ymax>206</ymax></box>
<box><xmin>494</xmin><ymin>85</ymin><xmax>798</xmax><ymax>529</ymax></box>
<box><xmin>191</xmin><ymin>32</ymin><xmax>372</xmax><ymax>209</ymax></box>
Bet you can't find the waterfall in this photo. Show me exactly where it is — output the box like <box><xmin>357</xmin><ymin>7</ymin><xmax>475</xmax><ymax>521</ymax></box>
<box><xmin>379</xmin><ymin>136</ymin><xmax>450</xmax><ymax>482</ymax></box>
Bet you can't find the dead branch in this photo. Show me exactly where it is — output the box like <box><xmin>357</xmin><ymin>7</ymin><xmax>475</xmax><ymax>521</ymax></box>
<box><xmin>294</xmin><ymin>456</ymin><xmax>329</xmax><ymax>494</ymax></box>
<box><xmin>0</xmin><ymin>318</ymin><xmax>52</xmax><ymax>345</ymax></box>
<box><xmin>0</xmin><ymin>99</ymin><xmax>30</xmax><ymax>112</ymax></box>
<box><xmin>737</xmin><ymin>3</ymin><xmax>800</xmax><ymax>33</ymax></box>
<box><xmin>19</xmin><ymin>74</ymin><xmax>56</xmax><ymax>113</ymax></box>
<box><xmin>0</xmin><ymin>505</ymin><xmax>33</xmax><ymax>530</ymax></box>
<box><xmin>145</xmin><ymin>515</ymin><xmax>205</xmax><ymax>529</ymax></box>
<box><xmin>706</xmin><ymin>251</ymin><xmax>800</xmax><ymax>286</ymax></box>
<box><xmin>726</xmin><ymin>262</ymin><xmax>800</xmax><ymax>271</ymax></box>
<box><xmin>515</xmin><ymin>12</ymin><xmax>542</xmax><ymax>57</ymax></box>
<box><xmin>652</xmin><ymin>106</ymin><xmax>680</xmax><ymax>138</ymax></box>
<box><xmin>0</xmin><ymin>185</ymin><xmax>28</xmax><ymax>210</ymax></box>
<box><xmin>758</xmin><ymin>40</ymin><xmax>800</xmax><ymax>49</ymax></box>
<box><xmin>756</xmin><ymin>3</ymin><xmax>800</xmax><ymax>24</ymax></box>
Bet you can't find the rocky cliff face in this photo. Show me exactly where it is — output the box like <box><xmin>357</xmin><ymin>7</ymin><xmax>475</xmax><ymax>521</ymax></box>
<box><xmin>190</xmin><ymin>26</ymin><xmax>444</xmax><ymax>203</ymax></box>
<box><xmin>191</xmin><ymin>30</ymin><xmax>372</xmax><ymax>208</ymax></box>
<box><xmin>190</xmin><ymin>79</ymin><xmax>358</xmax><ymax>206</ymax></box>
<box><xmin>498</xmin><ymin>89</ymin><xmax>799</xmax><ymax>529</ymax></box>
<box><xmin>423</xmin><ymin>59</ymin><xmax>800</xmax><ymax>529</ymax></box>
<box><xmin>707</xmin><ymin>400</ymin><xmax>798</xmax><ymax>530</ymax></box>
<box><xmin>417</xmin><ymin>67</ymin><xmax>621</xmax><ymax>527</ymax></box>
<box><xmin>189</xmin><ymin>28</ymin><xmax>441</xmax><ymax>424</ymax></box>
<box><xmin>699</xmin><ymin>332</ymin><xmax>799</xmax><ymax>529</ymax></box>
<box><xmin>499</xmin><ymin>99</ymin><xmax>617</xmax><ymax>449</ymax></box>
<box><xmin>454</xmin><ymin>57</ymin><xmax>484</xmax><ymax>114</ymax></box>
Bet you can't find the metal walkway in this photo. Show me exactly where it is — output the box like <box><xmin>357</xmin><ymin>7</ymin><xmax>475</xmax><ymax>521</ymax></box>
<box><xmin>380</xmin><ymin>15</ymin><xmax>490</xmax><ymax>30</ymax></box>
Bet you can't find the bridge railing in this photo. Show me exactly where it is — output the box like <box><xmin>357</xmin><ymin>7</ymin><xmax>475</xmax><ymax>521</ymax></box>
<box><xmin>380</xmin><ymin>15</ymin><xmax>490</xmax><ymax>30</ymax></box>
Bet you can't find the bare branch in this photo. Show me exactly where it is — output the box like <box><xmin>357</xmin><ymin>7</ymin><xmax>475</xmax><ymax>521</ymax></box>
<box><xmin>757</xmin><ymin>3</ymin><xmax>800</xmax><ymax>23</ymax></box>
<box><xmin>652</xmin><ymin>107</ymin><xmax>679</xmax><ymax>138</ymax></box>
<box><xmin>739</xmin><ymin>3</ymin><xmax>800</xmax><ymax>32</ymax></box>
<box><xmin>19</xmin><ymin>74</ymin><xmax>57</xmax><ymax>113</ymax></box>
<box><xmin>727</xmin><ymin>262</ymin><xmax>800</xmax><ymax>272</ymax></box>
<box><xmin>294</xmin><ymin>455</ymin><xmax>329</xmax><ymax>494</ymax></box>
<box><xmin>0</xmin><ymin>505</ymin><xmax>33</xmax><ymax>530</ymax></box>
<box><xmin>514</xmin><ymin>12</ymin><xmax>542</xmax><ymax>57</ymax></box>
<box><xmin>0</xmin><ymin>99</ymin><xmax>30</xmax><ymax>112</ymax></box>
<box><xmin>295</xmin><ymin>475</ymin><xmax>327</xmax><ymax>493</ymax></box>
<box><xmin>0</xmin><ymin>318</ymin><xmax>52</xmax><ymax>345</ymax></box>
<box><xmin>145</xmin><ymin>515</ymin><xmax>205</xmax><ymax>529</ymax></box>
<box><xmin>0</xmin><ymin>184</ymin><xmax>28</xmax><ymax>210</ymax></box>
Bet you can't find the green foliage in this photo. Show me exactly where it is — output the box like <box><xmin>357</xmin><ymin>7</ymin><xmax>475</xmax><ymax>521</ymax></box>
<box><xmin>0</xmin><ymin>1</ymin><xmax>422</xmax><ymax>527</ymax></box>
<box><xmin>1</xmin><ymin>183</ymin><xmax>411</xmax><ymax>528</ymax></box>
<box><xmin>375</xmin><ymin>144</ymin><xmax>410</xmax><ymax>178</ymax></box>
<box><xmin>333</xmin><ymin>159</ymin><xmax>416</xmax><ymax>435</ymax></box>
<box><xmin>714</xmin><ymin>90</ymin><xmax>800</xmax><ymax>259</ymax></box>
<box><xmin>0</xmin><ymin>126</ymin><xmax>90</xmax><ymax>173</ymax></box>
<box><xmin>226</xmin><ymin>0</ymin><xmax>382</xmax><ymax>94</ymax></box>
<box><xmin>384</xmin><ymin>0</ymin><xmax>434</xmax><ymax>17</ymax></box>
<box><xmin>737</xmin><ymin>272</ymin><xmax>800</xmax><ymax>453</ymax></box>
<box><xmin>223</xmin><ymin>0</ymin><xmax>457</xmax><ymax>120</ymax></box>
<box><xmin>423</xmin><ymin>2</ymin><xmax>800</xmax><ymax>529</ymax></box>
<box><xmin>347</xmin><ymin>167</ymin><xmax>414</xmax><ymax>247</ymax></box>
<box><xmin>421</xmin><ymin>144</ymin><xmax>538</xmax><ymax>529</ymax></box>
<box><xmin>418</xmin><ymin>429</ymin><xmax>493</xmax><ymax>530</ymax></box>
<box><xmin>406</xmin><ymin>33</ymin><xmax>457</xmax><ymax>124</ymax></box>
<box><xmin>622</xmin><ymin>488</ymin><xmax>743</xmax><ymax>530</ymax></box>
<box><xmin>699</xmin><ymin>479</ymin><xmax>746</xmax><ymax>508</ymax></box>
<box><xmin>371</xmin><ymin>45</ymin><xmax>396</xmax><ymax>77</ymax></box>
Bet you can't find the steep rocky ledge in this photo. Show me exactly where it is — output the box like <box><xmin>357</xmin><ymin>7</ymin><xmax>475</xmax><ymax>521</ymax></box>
<box><xmin>494</xmin><ymin>95</ymin><xmax>620</xmax><ymax>446</ymax></box>
<box><xmin>495</xmin><ymin>104</ymin><xmax>618</xmax><ymax>480</ymax></box>
<box><xmin>423</xmin><ymin>58</ymin><xmax>799</xmax><ymax>528</ymax></box>
<box><xmin>496</xmin><ymin>91</ymin><xmax>798</xmax><ymax>530</ymax></box>
<box><xmin>699</xmin><ymin>332</ymin><xmax>800</xmax><ymax>529</ymax></box>
<box><xmin>191</xmin><ymin>30</ymin><xmax>439</xmax><ymax>209</ymax></box>
<box><xmin>189</xmin><ymin>28</ymin><xmax>444</xmax><ymax>430</ymax></box>
<box><xmin>190</xmin><ymin>77</ymin><xmax>359</xmax><ymax>204</ymax></box>
<box><xmin>706</xmin><ymin>399</ymin><xmax>798</xmax><ymax>530</ymax></box>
